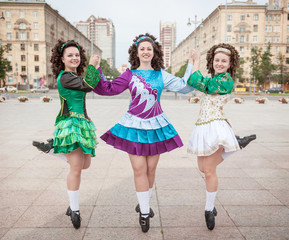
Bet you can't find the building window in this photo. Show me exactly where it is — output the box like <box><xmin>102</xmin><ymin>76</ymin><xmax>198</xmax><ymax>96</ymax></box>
<box><xmin>239</xmin><ymin>35</ymin><xmax>245</xmax><ymax>43</ymax></box>
<box><xmin>226</xmin><ymin>36</ymin><xmax>232</xmax><ymax>42</ymax></box>
<box><xmin>33</xmin><ymin>11</ymin><xmax>38</xmax><ymax>18</ymax></box>
<box><xmin>35</xmin><ymin>66</ymin><xmax>39</xmax><ymax>72</ymax></box>
<box><xmin>7</xmin><ymin>33</ymin><xmax>12</xmax><ymax>40</ymax></box>
<box><xmin>227</xmin><ymin>14</ymin><xmax>232</xmax><ymax>20</ymax></box>
<box><xmin>273</xmin><ymin>26</ymin><xmax>280</xmax><ymax>32</ymax></box>
<box><xmin>265</xmin><ymin>25</ymin><xmax>272</xmax><ymax>32</ymax></box>
<box><xmin>227</xmin><ymin>24</ymin><xmax>231</xmax><ymax>32</ymax></box>
<box><xmin>240</xmin><ymin>25</ymin><xmax>245</xmax><ymax>32</ymax></box>
<box><xmin>6</xmin><ymin>11</ymin><xmax>11</xmax><ymax>18</ymax></box>
<box><xmin>34</xmin><ymin>55</ymin><xmax>39</xmax><ymax>61</ymax></box>
<box><xmin>34</xmin><ymin>44</ymin><xmax>39</xmax><ymax>51</ymax></box>
<box><xmin>20</xmin><ymin>11</ymin><xmax>24</xmax><ymax>18</ymax></box>
<box><xmin>21</xmin><ymin>43</ymin><xmax>25</xmax><ymax>51</ymax></box>
<box><xmin>265</xmin><ymin>36</ymin><xmax>272</xmax><ymax>43</ymax></box>
<box><xmin>253</xmin><ymin>25</ymin><xmax>258</xmax><ymax>32</ymax></box>
<box><xmin>33</xmin><ymin>22</ymin><xmax>38</xmax><ymax>29</ymax></box>
<box><xmin>275</xmin><ymin>46</ymin><xmax>280</xmax><ymax>53</ymax></box>
<box><xmin>286</xmin><ymin>46</ymin><xmax>289</xmax><ymax>53</ymax></box>
<box><xmin>287</xmin><ymin>25</ymin><xmax>289</xmax><ymax>32</ymax></box>
<box><xmin>240</xmin><ymin>14</ymin><xmax>245</xmax><ymax>20</ymax></box>
<box><xmin>19</xmin><ymin>32</ymin><xmax>26</xmax><ymax>40</ymax></box>
<box><xmin>7</xmin><ymin>55</ymin><xmax>12</xmax><ymax>61</ymax></box>
<box><xmin>254</xmin><ymin>14</ymin><xmax>259</xmax><ymax>20</ymax></box>
<box><xmin>21</xmin><ymin>55</ymin><xmax>26</xmax><ymax>61</ymax></box>
<box><xmin>286</xmin><ymin>58</ymin><xmax>289</xmax><ymax>64</ymax></box>
<box><xmin>34</xmin><ymin>33</ymin><xmax>39</xmax><ymax>40</ymax></box>
<box><xmin>6</xmin><ymin>22</ymin><xmax>11</xmax><ymax>29</ymax></box>
<box><xmin>21</xmin><ymin>66</ymin><xmax>26</xmax><ymax>72</ymax></box>
<box><xmin>19</xmin><ymin>23</ymin><xmax>26</xmax><ymax>29</ymax></box>
<box><xmin>8</xmin><ymin>77</ymin><xmax>13</xmax><ymax>82</ymax></box>
<box><xmin>273</xmin><ymin>36</ymin><xmax>280</xmax><ymax>43</ymax></box>
<box><xmin>253</xmin><ymin>36</ymin><xmax>258</xmax><ymax>42</ymax></box>
<box><xmin>7</xmin><ymin>44</ymin><xmax>12</xmax><ymax>51</ymax></box>
<box><xmin>287</xmin><ymin>37</ymin><xmax>289</xmax><ymax>43</ymax></box>
<box><xmin>288</xmin><ymin>14</ymin><xmax>289</xmax><ymax>20</ymax></box>
<box><xmin>240</xmin><ymin>46</ymin><xmax>244</xmax><ymax>53</ymax></box>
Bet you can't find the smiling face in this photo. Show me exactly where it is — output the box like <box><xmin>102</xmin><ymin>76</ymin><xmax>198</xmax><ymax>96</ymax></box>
<box><xmin>137</xmin><ymin>41</ymin><xmax>154</xmax><ymax>65</ymax></box>
<box><xmin>213</xmin><ymin>52</ymin><xmax>231</xmax><ymax>75</ymax></box>
<box><xmin>61</xmin><ymin>46</ymin><xmax>81</xmax><ymax>72</ymax></box>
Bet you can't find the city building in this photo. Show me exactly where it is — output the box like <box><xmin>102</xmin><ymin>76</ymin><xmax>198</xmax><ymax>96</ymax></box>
<box><xmin>160</xmin><ymin>21</ymin><xmax>176</xmax><ymax>69</ymax></box>
<box><xmin>171</xmin><ymin>0</ymin><xmax>289</xmax><ymax>90</ymax></box>
<box><xmin>75</xmin><ymin>15</ymin><xmax>116</xmax><ymax>68</ymax></box>
<box><xmin>0</xmin><ymin>0</ymin><xmax>102</xmax><ymax>88</ymax></box>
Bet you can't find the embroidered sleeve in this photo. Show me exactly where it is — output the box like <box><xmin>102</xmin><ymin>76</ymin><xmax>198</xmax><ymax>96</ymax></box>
<box><xmin>60</xmin><ymin>66</ymin><xmax>100</xmax><ymax>92</ymax></box>
<box><xmin>84</xmin><ymin>65</ymin><xmax>101</xmax><ymax>88</ymax></box>
<box><xmin>187</xmin><ymin>71</ymin><xmax>233</xmax><ymax>95</ymax></box>
<box><xmin>162</xmin><ymin>63</ymin><xmax>195</xmax><ymax>94</ymax></box>
<box><xmin>93</xmin><ymin>68</ymin><xmax>130</xmax><ymax>96</ymax></box>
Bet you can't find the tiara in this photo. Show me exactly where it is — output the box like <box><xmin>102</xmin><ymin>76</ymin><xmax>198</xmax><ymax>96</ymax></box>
<box><xmin>214</xmin><ymin>47</ymin><xmax>231</xmax><ymax>55</ymax></box>
<box><xmin>135</xmin><ymin>36</ymin><xmax>154</xmax><ymax>46</ymax></box>
<box><xmin>60</xmin><ymin>41</ymin><xmax>80</xmax><ymax>53</ymax></box>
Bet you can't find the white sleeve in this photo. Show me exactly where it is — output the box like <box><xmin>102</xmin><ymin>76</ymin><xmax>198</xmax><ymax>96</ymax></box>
<box><xmin>162</xmin><ymin>63</ymin><xmax>195</xmax><ymax>94</ymax></box>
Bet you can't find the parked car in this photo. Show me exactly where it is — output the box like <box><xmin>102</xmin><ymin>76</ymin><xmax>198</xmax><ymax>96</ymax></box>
<box><xmin>30</xmin><ymin>87</ymin><xmax>49</xmax><ymax>93</ymax></box>
<box><xmin>265</xmin><ymin>87</ymin><xmax>284</xmax><ymax>94</ymax></box>
<box><xmin>0</xmin><ymin>86</ymin><xmax>18</xmax><ymax>93</ymax></box>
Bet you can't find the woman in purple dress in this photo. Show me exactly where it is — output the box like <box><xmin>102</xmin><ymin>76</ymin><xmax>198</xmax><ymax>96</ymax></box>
<box><xmin>93</xmin><ymin>33</ymin><xmax>195</xmax><ymax>232</ymax></box>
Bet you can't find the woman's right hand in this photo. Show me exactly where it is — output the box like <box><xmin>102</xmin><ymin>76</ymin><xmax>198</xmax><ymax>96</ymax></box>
<box><xmin>190</xmin><ymin>49</ymin><xmax>200</xmax><ymax>64</ymax></box>
<box><xmin>89</xmin><ymin>55</ymin><xmax>101</xmax><ymax>68</ymax></box>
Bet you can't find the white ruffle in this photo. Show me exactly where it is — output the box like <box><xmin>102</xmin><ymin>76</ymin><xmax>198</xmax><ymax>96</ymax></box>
<box><xmin>118</xmin><ymin>112</ymin><xmax>171</xmax><ymax>130</ymax></box>
<box><xmin>187</xmin><ymin>119</ymin><xmax>240</xmax><ymax>159</ymax></box>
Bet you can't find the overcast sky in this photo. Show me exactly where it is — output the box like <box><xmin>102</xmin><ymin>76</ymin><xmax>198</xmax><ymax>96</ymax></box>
<box><xmin>45</xmin><ymin>0</ymin><xmax>267</xmax><ymax>68</ymax></box>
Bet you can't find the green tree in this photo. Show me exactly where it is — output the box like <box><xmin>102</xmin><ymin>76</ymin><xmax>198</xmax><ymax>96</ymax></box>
<box><xmin>100</xmin><ymin>59</ymin><xmax>120</xmax><ymax>80</ymax></box>
<box><xmin>236</xmin><ymin>58</ymin><xmax>245</xmax><ymax>82</ymax></box>
<box><xmin>175</xmin><ymin>60</ymin><xmax>188</xmax><ymax>78</ymax></box>
<box><xmin>259</xmin><ymin>43</ymin><xmax>276</xmax><ymax>85</ymax></box>
<box><xmin>0</xmin><ymin>45</ymin><xmax>12</xmax><ymax>88</ymax></box>
<box><xmin>275</xmin><ymin>52</ymin><xmax>289</xmax><ymax>86</ymax></box>
<box><xmin>167</xmin><ymin>66</ymin><xmax>172</xmax><ymax>74</ymax></box>
<box><xmin>250</xmin><ymin>47</ymin><xmax>263</xmax><ymax>86</ymax></box>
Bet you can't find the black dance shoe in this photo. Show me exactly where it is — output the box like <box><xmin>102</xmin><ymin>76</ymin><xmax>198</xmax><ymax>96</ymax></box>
<box><xmin>66</xmin><ymin>206</ymin><xmax>81</xmax><ymax>229</ymax></box>
<box><xmin>236</xmin><ymin>134</ymin><xmax>256</xmax><ymax>149</ymax></box>
<box><xmin>205</xmin><ymin>207</ymin><xmax>217</xmax><ymax>230</ymax></box>
<box><xmin>135</xmin><ymin>204</ymin><xmax>155</xmax><ymax>218</ymax></box>
<box><xmin>139</xmin><ymin>212</ymin><xmax>150</xmax><ymax>233</ymax></box>
<box><xmin>32</xmin><ymin>138</ymin><xmax>54</xmax><ymax>153</ymax></box>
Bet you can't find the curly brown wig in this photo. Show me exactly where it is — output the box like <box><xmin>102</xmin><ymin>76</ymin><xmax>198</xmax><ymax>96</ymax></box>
<box><xmin>50</xmin><ymin>39</ymin><xmax>87</xmax><ymax>78</ymax></box>
<box><xmin>128</xmin><ymin>33</ymin><xmax>164</xmax><ymax>70</ymax></box>
<box><xmin>206</xmin><ymin>43</ymin><xmax>240</xmax><ymax>78</ymax></box>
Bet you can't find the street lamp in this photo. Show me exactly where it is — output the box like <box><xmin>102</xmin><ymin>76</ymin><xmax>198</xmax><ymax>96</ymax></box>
<box><xmin>0</xmin><ymin>12</ymin><xmax>5</xmax><ymax>21</ymax></box>
<box><xmin>187</xmin><ymin>15</ymin><xmax>203</xmax><ymax>48</ymax></box>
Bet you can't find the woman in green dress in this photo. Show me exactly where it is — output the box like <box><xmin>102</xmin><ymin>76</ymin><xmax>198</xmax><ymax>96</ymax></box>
<box><xmin>50</xmin><ymin>40</ymin><xmax>100</xmax><ymax>229</ymax></box>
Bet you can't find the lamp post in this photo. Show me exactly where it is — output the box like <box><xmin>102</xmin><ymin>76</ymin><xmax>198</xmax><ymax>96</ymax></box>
<box><xmin>90</xmin><ymin>16</ymin><xmax>95</xmax><ymax>56</ymax></box>
<box><xmin>187</xmin><ymin>15</ymin><xmax>203</xmax><ymax>48</ymax></box>
<box><xmin>0</xmin><ymin>12</ymin><xmax>5</xmax><ymax>46</ymax></box>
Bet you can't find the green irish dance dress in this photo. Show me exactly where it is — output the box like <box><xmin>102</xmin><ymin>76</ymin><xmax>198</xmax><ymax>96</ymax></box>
<box><xmin>53</xmin><ymin>65</ymin><xmax>100</xmax><ymax>157</ymax></box>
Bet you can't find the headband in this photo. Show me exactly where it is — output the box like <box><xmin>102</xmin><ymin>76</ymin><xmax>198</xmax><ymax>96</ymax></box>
<box><xmin>215</xmin><ymin>47</ymin><xmax>231</xmax><ymax>55</ymax></box>
<box><xmin>60</xmin><ymin>41</ymin><xmax>80</xmax><ymax>53</ymax></box>
<box><xmin>135</xmin><ymin>36</ymin><xmax>154</xmax><ymax>46</ymax></box>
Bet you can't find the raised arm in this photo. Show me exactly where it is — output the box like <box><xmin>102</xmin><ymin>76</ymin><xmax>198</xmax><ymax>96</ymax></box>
<box><xmin>60</xmin><ymin>65</ymin><xmax>100</xmax><ymax>92</ymax></box>
<box><xmin>93</xmin><ymin>68</ymin><xmax>131</xmax><ymax>96</ymax></box>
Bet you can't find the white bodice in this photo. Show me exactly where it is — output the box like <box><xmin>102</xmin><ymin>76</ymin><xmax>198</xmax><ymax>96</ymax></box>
<box><xmin>196</xmin><ymin>93</ymin><xmax>230</xmax><ymax>125</ymax></box>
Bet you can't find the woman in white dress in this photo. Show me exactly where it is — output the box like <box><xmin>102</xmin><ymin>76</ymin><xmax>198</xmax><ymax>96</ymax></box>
<box><xmin>187</xmin><ymin>44</ymin><xmax>256</xmax><ymax>230</ymax></box>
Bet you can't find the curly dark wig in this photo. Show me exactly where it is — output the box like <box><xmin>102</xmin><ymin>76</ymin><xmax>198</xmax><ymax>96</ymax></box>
<box><xmin>50</xmin><ymin>39</ymin><xmax>87</xmax><ymax>78</ymax></box>
<box><xmin>206</xmin><ymin>43</ymin><xmax>240</xmax><ymax>78</ymax></box>
<box><xmin>128</xmin><ymin>33</ymin><xmax>164</xmax><ymax>70</ymax></box>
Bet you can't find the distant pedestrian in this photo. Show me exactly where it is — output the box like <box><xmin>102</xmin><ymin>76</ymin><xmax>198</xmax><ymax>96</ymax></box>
<box><xmin>32</xmin><ymin>39</ymin><xmax>101</xmax><ymax>229</ymax></box>
<box><xmin>4</xmin><ymin>87</ymin><xmax>9</xmax><ymax>99</ymax></box>
<box><xmin>93</xmin><ymin>33</ymin><xmax>195</xmax><ymax>232</ymax></box>
<box><xmin>187</xmin><ymin>43</ymin><xmax>256</xmax><ymax>230</ymax></box>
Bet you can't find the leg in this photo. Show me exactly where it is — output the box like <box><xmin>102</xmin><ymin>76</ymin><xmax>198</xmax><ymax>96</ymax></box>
<box><xmin>82</xmin><ymin>154</ymin><xmax>91</xmax><ymax>170</ymax></box>
<box><xmin>146</xmin><ymin>154</ymin><xmax>160</xmax><ymax>189</ymax></box>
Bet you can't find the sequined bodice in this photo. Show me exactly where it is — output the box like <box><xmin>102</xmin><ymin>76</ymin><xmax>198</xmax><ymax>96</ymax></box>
<box><xmin>196</xmin><ymin>93</ymin><xmax>230</xmax><ymax>125</ymax></box>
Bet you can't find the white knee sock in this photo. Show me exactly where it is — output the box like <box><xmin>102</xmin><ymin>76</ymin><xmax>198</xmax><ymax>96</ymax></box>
<box><xmin>136</xmin><ymin>191</ymin><xmax>150</xmax><ymax>217</ymax></box>
<box><xmin>149</xmin><ymin>188</ymin><xmax>153</xmax><ymax>198</ymax></box>
<box><xmin>48</xmin><ymin>148</ymin><xmax>67</xmax><ymax>162</ymax></box>
<box><xmin>67</xmin><ymin>190</ymin><xmax>79</xmax><ymax>212</ymax></box>
<box><xmin>205</xmin><ymin>191</ymin><xmax>217</xmax><ymax>211</ymax></box>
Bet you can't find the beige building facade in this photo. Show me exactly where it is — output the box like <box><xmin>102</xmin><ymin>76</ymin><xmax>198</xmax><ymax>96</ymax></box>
<box><xmin>172</xmin><ymin>0</ymin><xmax>289</xmax><ymax>87</ymax></box>
<box><xmin>0</xmin><ymin>0</ymin><xmax>101</xmax><ymax>88</ymax></box>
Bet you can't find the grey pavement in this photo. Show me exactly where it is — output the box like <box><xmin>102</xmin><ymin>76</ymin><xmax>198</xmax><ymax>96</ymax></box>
<box><xmin>0</xmin><ymin>94</ymin><xmax>288</xmax><ymax>240</ymax></box>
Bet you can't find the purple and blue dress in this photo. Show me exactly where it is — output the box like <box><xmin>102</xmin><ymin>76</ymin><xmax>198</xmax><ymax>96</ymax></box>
<box><xmin>93</xmin><ymin>64</ymin><xmax>194</xmax><ymax>156</ymax></box>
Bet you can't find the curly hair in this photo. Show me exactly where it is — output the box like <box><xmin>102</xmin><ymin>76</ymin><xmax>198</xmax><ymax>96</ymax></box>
<box><xmin>50</xmin><ymin>39</ymin><xmax>87</xmax><ymax>78</ymax></box>
<box><xmin>206</xmin><ymin>43</ymin><xmax>240</xmax><ymax>78</ymax></box>
<box><xmin>128</xmin><ymin>33</ymin><xmax>164</xmax><ymax>70</ymax></box>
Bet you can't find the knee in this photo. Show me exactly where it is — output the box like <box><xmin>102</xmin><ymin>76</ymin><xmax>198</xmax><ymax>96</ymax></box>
<box><xmin>203</xmin><ymin>167</ymin><xmax>214</xmax><ymax>179</ymax></box>
<box><xmin>70</xmin><ymin>168</ymin><xmax>82</xmax><ymax>177</ymax></box>
<box><xmin>82</xmin><ymin>162</ymin><xmax>91</xmax><ymax>170</ymax></box>
<box><xmin>133</xmin><ymin>166</ymin><xmax>146</xmax><ymax>178</ymax></box>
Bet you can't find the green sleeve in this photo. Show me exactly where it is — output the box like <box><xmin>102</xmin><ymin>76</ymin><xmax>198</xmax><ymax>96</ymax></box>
<box><xmin>187</xmin><ymin>70</ymin><xmax>233</xmax><ymax>95</ymax></box>
<box><xmin>84</xmin><ymin>65</ymin><xmax>100</xmax><ymax>88</ymax></box>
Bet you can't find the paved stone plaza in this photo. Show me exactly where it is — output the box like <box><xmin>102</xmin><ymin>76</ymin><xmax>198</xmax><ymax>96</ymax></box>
<box><xmin>0</xmin><ymin>95</ymin><xmax>288</xmax><ymax>240</ymax></box>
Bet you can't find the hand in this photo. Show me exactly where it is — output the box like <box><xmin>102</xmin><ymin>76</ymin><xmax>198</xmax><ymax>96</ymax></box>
<box><xmin>89</xmin><ymin>55</ymin><xmax>100</xmax><ymax>68</ymax></box>
<box><xmin>190</xmin><ymin>49</ymin><xmax>200</xmax><ymax>64</ymax></box>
